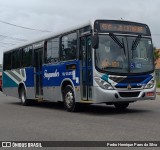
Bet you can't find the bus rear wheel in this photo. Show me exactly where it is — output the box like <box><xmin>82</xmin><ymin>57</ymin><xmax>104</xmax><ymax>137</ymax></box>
<box><xmin>20</xmin><ymin>87</ymin><xmax>30</xmax><ymax>106</ymax></box>
<box><xmin>63</xmin><ymin>85</ymin><xmax>77</xmax><ymax>112</ymax></box>
<box><xmin>114</xmin><ymin>103</ymin><xmax>129</xmax><ymax>109</ymax></box>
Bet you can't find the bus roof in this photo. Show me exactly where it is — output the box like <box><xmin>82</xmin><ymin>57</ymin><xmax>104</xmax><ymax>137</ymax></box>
<box><xmin>3</xmin><ymin>20</ymin><xmax>92</xmax><ymax>53</ymax></box>
<box><xmin>3</xmin><ymin>19</ymin><xmax>150</xmax><ymax>53</ymax></box>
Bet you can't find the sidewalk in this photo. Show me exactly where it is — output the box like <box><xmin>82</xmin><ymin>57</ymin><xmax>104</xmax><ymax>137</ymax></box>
<box><xmin>156</xmin><ymin>88</ymin><xmax>160</xmax><ymax>92</ymax></box>
<box><xmin>156</xmin><ymin>88</ymin><xmax>160</xmax><ymax>95</ymax></box>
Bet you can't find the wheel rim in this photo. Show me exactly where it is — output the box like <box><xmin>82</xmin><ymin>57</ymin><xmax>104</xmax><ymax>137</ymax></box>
<box><xmin>65</xmin><ymin>91</ymin><xmax>74</xmax><ymax>108</ymax></box>
<box><xmin>21</xmin><ymin>90</ymin><xmax>25</xmax><ymax>103</ymax></box>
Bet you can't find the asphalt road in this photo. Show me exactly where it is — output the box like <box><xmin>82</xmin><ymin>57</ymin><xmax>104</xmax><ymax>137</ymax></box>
<box><xmin>0</xmin><ymin>92</ymin><xmax>160</xmax><ymax>149</ymax></box>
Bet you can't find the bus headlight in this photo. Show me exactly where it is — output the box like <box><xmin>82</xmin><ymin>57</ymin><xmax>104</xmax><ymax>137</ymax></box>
<box><xmin>94</xmin><ymin>77</ymin><xmax>113</xmax><ymax>90</ymax></box>
<box><xmin>145</xmin><ymin>79</ymin><xmax>155</xmax><ymax>89</ymax></box>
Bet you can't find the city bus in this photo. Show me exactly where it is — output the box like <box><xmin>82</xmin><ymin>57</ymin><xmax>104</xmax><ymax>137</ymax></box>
<box><xmin>2</xmin><ymin>19</ymin><xmax>156</xmax><ymax>112</ymax></box>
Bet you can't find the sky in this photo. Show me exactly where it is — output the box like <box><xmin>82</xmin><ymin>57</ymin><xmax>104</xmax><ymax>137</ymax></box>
<box><xmin>0</xmin><ymin>0</ymin><xmax>160</xmax><ymax>63</ymax></box>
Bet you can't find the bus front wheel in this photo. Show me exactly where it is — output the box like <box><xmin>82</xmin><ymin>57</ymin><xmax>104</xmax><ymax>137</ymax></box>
<box><xmin>63</xmin><ymin>85</ymin><xmax>77</xmax><ymax>112</ymax></box>
<box><xmin>114</xmin><ymin>103</ymin><xmax>129</xmax><ymax>109</ymax></box>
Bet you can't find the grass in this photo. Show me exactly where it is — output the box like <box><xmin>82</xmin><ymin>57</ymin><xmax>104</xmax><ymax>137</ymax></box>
<box><xmin>156</xmin><ymin>82</ymin><xmax>160</xmax><ymax>88</ymax></box>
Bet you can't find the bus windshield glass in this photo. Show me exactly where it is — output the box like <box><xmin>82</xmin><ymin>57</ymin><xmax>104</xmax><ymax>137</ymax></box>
<box><xmin>95</xmin><ymin>35</ymin><xmax>154</xmax><ymax>74</ymax></box>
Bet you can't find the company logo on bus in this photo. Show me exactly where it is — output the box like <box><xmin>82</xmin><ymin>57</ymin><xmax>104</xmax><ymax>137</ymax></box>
<box><xmin>44</xmin><ymin>69</ymin><xmax>59</xmax><ymax>80</ymax></box>
<box><xmin>127</xmin><ymin>84</ymin><xmax>132</xmax><ymax>90</ymax></box>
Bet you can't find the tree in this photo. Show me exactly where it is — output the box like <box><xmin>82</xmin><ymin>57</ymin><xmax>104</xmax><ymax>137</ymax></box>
<box><xmin>154</xmin><ymin>47</ymin><xmax>160</xmax><ymax>65</ymax></box>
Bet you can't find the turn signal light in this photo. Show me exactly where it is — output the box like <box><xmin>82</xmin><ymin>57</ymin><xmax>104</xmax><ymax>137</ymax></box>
<box><xmin>146</xmin><ymin>92</ymin><xmax>154</xmax><ymax>97</ymax></box>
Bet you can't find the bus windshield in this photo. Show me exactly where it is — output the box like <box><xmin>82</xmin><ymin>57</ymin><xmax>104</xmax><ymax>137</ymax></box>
<box><xmin>95</xmin><ymin>35</ymin><xmax>154</xmax><ymax>74</ymax></box>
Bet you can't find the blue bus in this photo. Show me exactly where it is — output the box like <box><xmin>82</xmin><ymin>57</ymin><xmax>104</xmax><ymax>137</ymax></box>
<box><xmin>2</xmin><ymin>19</ymin><xmax>156</xmax><ymax>111</ymax></box>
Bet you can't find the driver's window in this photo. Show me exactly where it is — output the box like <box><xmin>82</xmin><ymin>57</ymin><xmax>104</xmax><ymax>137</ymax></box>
<box><xmin>46</xmin><ymin>37</ymin><xmax>59</xmax><ymax>63</ymax></box>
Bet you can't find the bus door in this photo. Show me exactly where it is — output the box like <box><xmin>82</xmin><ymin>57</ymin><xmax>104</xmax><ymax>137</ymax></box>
<box><xmin>34</xmin><ymin>48</ymin><xmax>43</xmax><ymax>97</ymax></box>
<box><xmin>80</xmin><ymin>36</ymin><xmax>93</xmax><ymax>101</ymax></box>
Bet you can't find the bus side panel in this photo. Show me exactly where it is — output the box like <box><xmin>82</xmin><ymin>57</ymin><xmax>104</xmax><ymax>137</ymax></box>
<box><xmin>42</xmin><ymin>60</ymin><xmax>81</xmax><ymax>102</ymax></box>
<box><xmin>3</xmin><ymin>67</ymin><xmax>35</xmax><ymax>99</ymax></box>
<box><xmin>3</xmin><ymin>87</ymin><xmax>19</xmax><ymax>98</ymax></box>
<box><xmin>3</xmin><ymin>70</ymin><xmax>19</xmax><ymax>98</ymax></box>
<box><xmin>24</xmin><ymin>68</ymin><xmax>35</xmax><ymax>99</ymax></box>
<box><xmin>43</xmin><ymin>87</ymin><xmax>62</xmax><ymax>102</ymax></box>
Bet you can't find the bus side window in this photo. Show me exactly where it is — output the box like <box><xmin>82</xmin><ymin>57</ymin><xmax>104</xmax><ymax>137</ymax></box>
<box><xmin>22</xmin><ymin>46</ymin><xmax>33</xmax><ymax>67</ymax></box>
<box><xmin>46</xmin><ymin>37</ymin><xmax>59</xmax><ymax>63</ymax></box>
<box><xmin>12</xmin><ymin>49</ymin><xmax>20</xmax><ymax>69</ymax></box>
<box><xmin>61</xmin><ymin>32</ymin><xmax>77</xmax><ymax>61</ymax></box>
<box><xmin>3</xmin><ymin>52</ymin><xmax>12</xmax><ymax>71</ymax></box>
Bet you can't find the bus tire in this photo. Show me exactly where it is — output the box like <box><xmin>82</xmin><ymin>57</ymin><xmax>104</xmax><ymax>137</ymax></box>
<box><xmin>63</xmin><ymin>85</ymin><xmax>77</xmax><ymax>112</ymax></box>
<box><xmin>114</xmin><ymin>103</ymin><xmax>129</xmax><ymax>109</ymax></box>
<box><xmin>20</xmin><ymin>87</ymin><xmax>30</xmax><ymax>106</ymax></box>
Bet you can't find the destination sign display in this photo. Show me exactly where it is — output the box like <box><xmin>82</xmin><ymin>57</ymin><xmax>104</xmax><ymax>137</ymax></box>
<box><xmin>94</xmin><ymin>20</ymin><xmax>151</xmax><ymax>35</ymax></box>
<box><xmin>100</xmin><ymin>23</ymin><xmax>146</xmax><ymax>33</ymax></box>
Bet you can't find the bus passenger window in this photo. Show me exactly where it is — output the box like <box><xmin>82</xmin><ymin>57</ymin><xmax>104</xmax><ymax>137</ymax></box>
<box><xmin>12</xmin><ymin>49</ymin><xmax>20</xmax><ymax>69</ymax></box>
<box><xmin>3</xmin><ymin>52</ymin><xmax>12</xmax><ymax>70</ymax></box>
<box><xmin>22</xmin><ymin>46</ymin><xmax>33</xmax><ymax>67</ymax></box>
<box><xmin>46</xmin><ymin>37</ymin><xmax>59</xmax><ymax>63</ymax></box>
<box><xmin>61</xmin><ymin>32</ymin><xmax>77</xmax><ymax>61</ymax></box>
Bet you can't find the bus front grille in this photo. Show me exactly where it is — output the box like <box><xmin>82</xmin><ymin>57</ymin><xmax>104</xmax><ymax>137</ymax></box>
<box><xmin>115</xmin><ymin>85</ymin><xmax>142</xmax><ymax>89</ymax></box>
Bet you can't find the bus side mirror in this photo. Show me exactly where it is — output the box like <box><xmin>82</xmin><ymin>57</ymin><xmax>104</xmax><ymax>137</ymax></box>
<box><xmin>92</xmin><ymin>34</ymin><xmax>99</xmax><ymax>49</ymax></box>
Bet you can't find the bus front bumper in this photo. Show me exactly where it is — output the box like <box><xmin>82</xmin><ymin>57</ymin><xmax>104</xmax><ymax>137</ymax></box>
<box><xmin>92</xmin><ymin>86</ymin><xmax>156</xmax><ymax>104</ymax></box>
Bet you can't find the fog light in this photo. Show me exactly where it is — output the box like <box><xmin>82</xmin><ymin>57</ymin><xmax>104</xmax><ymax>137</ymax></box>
<box><xmin>146</xmin><ymin>92</ymin><xmax>154</xmax><ymax>97</ymax></box>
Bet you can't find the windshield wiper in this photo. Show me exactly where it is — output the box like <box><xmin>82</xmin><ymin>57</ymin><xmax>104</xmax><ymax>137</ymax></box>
<box><xmin>109</xmin><ymin>33</ymin><xmax>124</xmax><ymax>48</ymax></box>
<box><xmin>109</xmin><ymin>33</ymin><xmax>126</xmax><ymax>56</ymax></box>
<box><xmin>132</xmin><ymin>35</ymin><xmax>142</xmax><ymax>50</ymax></box>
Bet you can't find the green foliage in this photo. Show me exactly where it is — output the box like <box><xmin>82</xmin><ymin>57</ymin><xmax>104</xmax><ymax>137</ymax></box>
<box><xmin>156</xmin><ymin>82</ymin><xmax>160</xmax><ymax>88</ymax></box>
<box><xmin>154</xmin><ymin>46</ymin><xmax>160</xmax><ymax>63</ymax></box>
